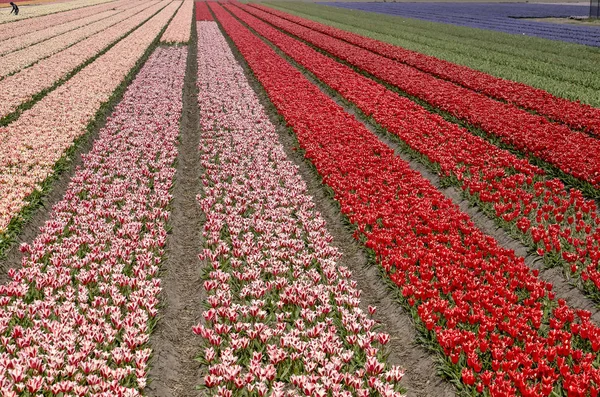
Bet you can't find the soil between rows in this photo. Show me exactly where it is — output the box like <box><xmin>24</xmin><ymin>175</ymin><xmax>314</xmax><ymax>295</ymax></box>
<box><xmin>213</xmin><ymin>13</ymin><xmax>457</xmax><ymax>396</ymax></box>
<box><xmin>146</xmin><ymin>23</ymin><xmax>205</xmax><ymax>397</ymax></box>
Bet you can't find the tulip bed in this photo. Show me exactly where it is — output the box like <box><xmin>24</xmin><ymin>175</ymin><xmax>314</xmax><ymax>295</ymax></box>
<box><xmin>264</xmin><ymin>3</ymin><xmax>600</xmax><ymax>110</ymax></box>
<box><xmin>241</xmin><ymin>0</ymin><xmax>600</xmax><ymax>291</ymax></box>
<box><xmin>193</xmin><ymin>20</ymin><xmax>404</xmax><ymax>396</ymax></box>
<box><xmin>0</xmin><ymin>0</ymin><xmax>130</xmax><ymax>57</ymax></box>
<box><xmin>0</xmin><ymin>2</ymin><xmax>178</xmax><ymax>241</ymax></box>
<box><xmin>0</xmin><ymin>0</ymin><xmax>116</xmax><ymax>24</ymax></box>
<box><xmin>4</xmin><ymin>1</ymin><xmax>600</xmax><ymax>396</ymax></box>
<box><xmin>195</xmin><ymin>1</ymin><xmax>212</xmax><ymax>21</ymax></box>
<box><xmin>238</xmin><ymin>5</ymin><xmax>600</xmax><ymax>195</ymax></box>
<box><xmin>0</xmin><ymin>0</ymin><xmax>167</xmax><ymax>121</ymax></box>
<box><xmin>0</xmin><ymin>1</ymin><xmax>160</xmax><ymax>78</ymax></box>
<box><xmin>249</xmin><ymin>3</ymin><xmax>600</xmax><ymax>137</ymax></box>
<box><xmin>226</xmin><ymin>3</ymin><xmax>600</xmax><ymax>300</ymax></box>
<box><xmin>0</xmin><ymin>0</ymin><xmax>121</xmax><ymax>41</ymax></box>
<box><xmin>0</xmin><ymin>45</ymin><xmax>186</xmax><ymax>396</ymax></box>
<box><xmin>160</xmin><ymin>0</ymin><xmax>193</xmax><ymax>43</ymax></box>
<box><xmin>210</xmin><ymin>3</ymin><xmax>600</xmax><ymax>395</ymax></box>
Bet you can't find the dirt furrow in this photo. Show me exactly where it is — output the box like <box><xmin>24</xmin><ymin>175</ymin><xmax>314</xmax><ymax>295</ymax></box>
<box><xmin>146</xmin><ymin>24</ymin><xmax>205</xmax><ymax>397</ymax></box>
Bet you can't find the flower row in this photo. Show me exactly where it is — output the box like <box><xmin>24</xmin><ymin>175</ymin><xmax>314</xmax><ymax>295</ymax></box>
<box><xmin>323</xmin><ymin>2</ymin><xmax>600</xmax><ymax>48</ymax></box>
<box><xmin>160</xmin><ymin>0</ymin><xmax>193</xmax><ymax>43</ymax></box>
<box><xmin>0</xmin><ymin>0</ymin><xmax>157</xmax><ymax>78</ymax></box>
<box><xmin>195</xmin><ymin>1</ymin><xmax>212</xmax><ymax>21</ymax></box>
<box><xmin>228</xmin><ymin>3</ymin><xmax>600</xmax><ymax>306</ymax></box>
<box><xmin>0</xmin><ymin>45</ymin><xmax>186</xmax><ymax>396</ymax></box>
<box><xmin>0</xmin><ymin>0</ymin><xmax>129</xmax><ymax>57</ymax></box>
<box><xmin>250</xmin><ymin>4</ymin><xmax>600</xmax><ymax>136</ymax></box>
<box><xmin>193</xmin><ymin>20</ymin><xmax>404</xmax><ymax>397</ymax></box>
<box><xmin>0</xmin><ymin>0</ymin><xmax>116</xmax><ymax>24</ymax></box>
<box><xmin>0</xmin><ymin>0</ymin><xmax>167</xmax><ymax>119</ymax></box>
<box><xmin>0</xmin><ymin>2</ymin><xmax>179</xmax><ymax>233</ymax></box>
<box><xmin>240</xmin><ymin>5</ymin><xmax>600</xmax><ymax>191</ymax></box>
<box><xmin>211</xmin><ymin>4</ymin><xmax>600</xmax><ymax>395</ymax></box>
<box><xmin>0</xmin><ymin>0</ymin><xmax>123</xmax><ymax>42</ymax></box>
<box><xmin>0</xmin><ymin>3</ymin><xmax>119</xmax><ymax>39</ymax></box>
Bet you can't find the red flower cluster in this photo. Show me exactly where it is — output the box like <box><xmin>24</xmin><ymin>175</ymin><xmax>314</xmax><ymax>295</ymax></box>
<box><xmin>250</xmin><ymin>3</ymin><xmax>600</xmax><ymax>137</ymax></box>
<box><xmin>212</xmin><ymin>4</ymin><xmax>600</xmax><ymax>396</ymax></box>
<box><xmin>195</xmin><ymin>1</ymin><xmax>213</xmax><ymax>21</ymax></box>
<box><xmin>238</xmin><ymin>5</ymin><xmax>600</xmax><ymax>190</ymax></box>
<box><xmin>228</xmin><ymin>3</ymin><xmax>600</xmax><ymax>295</ymax></box>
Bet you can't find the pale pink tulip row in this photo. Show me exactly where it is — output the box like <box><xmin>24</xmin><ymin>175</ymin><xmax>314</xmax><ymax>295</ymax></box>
<box><xmin>0</xmin><ymin>0</ymin><xmax>118</xmax><ymax>24</ymax></box>
<box><xmin>0</xmin><ymin>46</ymin><xmax>186</xmax><ymax>396</ymax></box>
<box><xmin>160</xmin><ymin>0</ymin><xmax>193</xmax><ymax>43</ymax></box>
<box><xmin>0</xmin><ymin>2</ymin><xmax>179</xmax><ymax>233</ymax></box>
<box><xmin>0</xmin><ymin>0</ymin><xmax>165</xmax><ymax>113</ymax></box>
<box><xmin>0</xmin><ymin>0</ymin><xmax>129</xmax><ymax>57</ymax></box>
<box><xmin>0</xmin><ymin>0</ymin><xmax>123</xmax><ymax>41</ymax></box>
<box><xmin>0</xmin><ymin>0</ymin><xmax>159</xmax><ymax>78</ymax></box>
<box><xmin>193</xmin><ymin>21</ymin><xmax>405</xmax><ymax>397</ymax></box>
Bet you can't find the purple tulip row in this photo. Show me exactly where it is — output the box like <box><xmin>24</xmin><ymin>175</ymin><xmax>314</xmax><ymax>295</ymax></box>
<box><xmin>323</xmin><ymin>2</ymin><xmax>600</xmax><ymax>47</ymax></box>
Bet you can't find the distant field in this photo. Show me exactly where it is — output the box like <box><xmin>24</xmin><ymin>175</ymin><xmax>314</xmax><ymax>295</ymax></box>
<box><xmin>0</xmin><ymin>0</ymin><xmax>115</xmax><ymax>21</ymax></box>
<box><xmin>268</xmin><ymin>0</ymin><xmax>588</xmax><ymax>2</ymax></box>
<box><xmin>319</xmin><ymin>2</ymin><xmax>600</xmax><ymax>46</ymax></box>
<box><xmin>266</xmin><ymin>1</ymin><xmax>600</xmax><ymax>106</ymax></box>
<box><xmin>0</xmin><ymin>0</ymin><xmax>65</xmax><ymax>6</ymax></box>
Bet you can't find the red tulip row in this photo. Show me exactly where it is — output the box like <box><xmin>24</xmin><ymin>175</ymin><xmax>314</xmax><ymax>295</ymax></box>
<box><xmin>249</xmin><ymin>3</ymin><xmax>600</xmax><ymax>137</ymax></box>
<box><xmin>211</xmin><ymin>3</ymin><xmax>600</xmax><ymax>396</ymax></box>
<box><xmin>195</xmin><ymin>2</ymin><xmax>212</xmax><ymax>21</ymax></box>
<box><xmin>238</xmin><ymin>4</ymin><xmax>600</xmax><ymax>192</ymax></box>
<box><xmin>224</xmin><ymin>3</ymin><xmax>600</xmax><ymax>295</ymax></box>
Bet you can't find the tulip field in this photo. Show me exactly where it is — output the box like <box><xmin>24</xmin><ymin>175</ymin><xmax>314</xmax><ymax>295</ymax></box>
<box><xmin>3</xmin><ymin>0</ymin><xmax>600</xmax><ymax>396</ymax></box>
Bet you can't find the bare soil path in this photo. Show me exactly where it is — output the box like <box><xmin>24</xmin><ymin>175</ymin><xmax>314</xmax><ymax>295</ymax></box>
<box><xmin>146</xmin><ymin>25</ymin><xmax>206</xmax><ymax>397</ymax></box>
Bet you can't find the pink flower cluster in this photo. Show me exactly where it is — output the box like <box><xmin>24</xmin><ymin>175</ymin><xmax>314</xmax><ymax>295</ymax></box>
<box><xmin>0</xmin><ymin>0</ymin><xmax>126</xmax><ymax>57</ymax></box>
<box><xmin>192</xmin><ymin>21</ymin><xmax>405</xmax><ymax>397</ymax></box>
<box><xmin>0</xmin><ymin>1</ymin><xmax>179</xmax><ymax>234</ymax></box>
<box><xmin>0</xmin><ymin>0</ymin><xmax>167</xmax><ymax>118</ymax></box>
<box><xmin>160</xmin><ymin>0</ymin><xmax>193</xmax><ymax>43</ymax></box>
<box><xmin>0</xmin><ymin>0</ymin><xmax>117</xmax><ymax>24</ymax></box>
<box><xmin>0</xmin><ymin>0</ymin><xmax>155</xmax><ymax>78</ymax></box>
<box><xmin>0</xmin><ymin>46</ymin><xmax>186</xmax><ymax>396</ymax></box>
